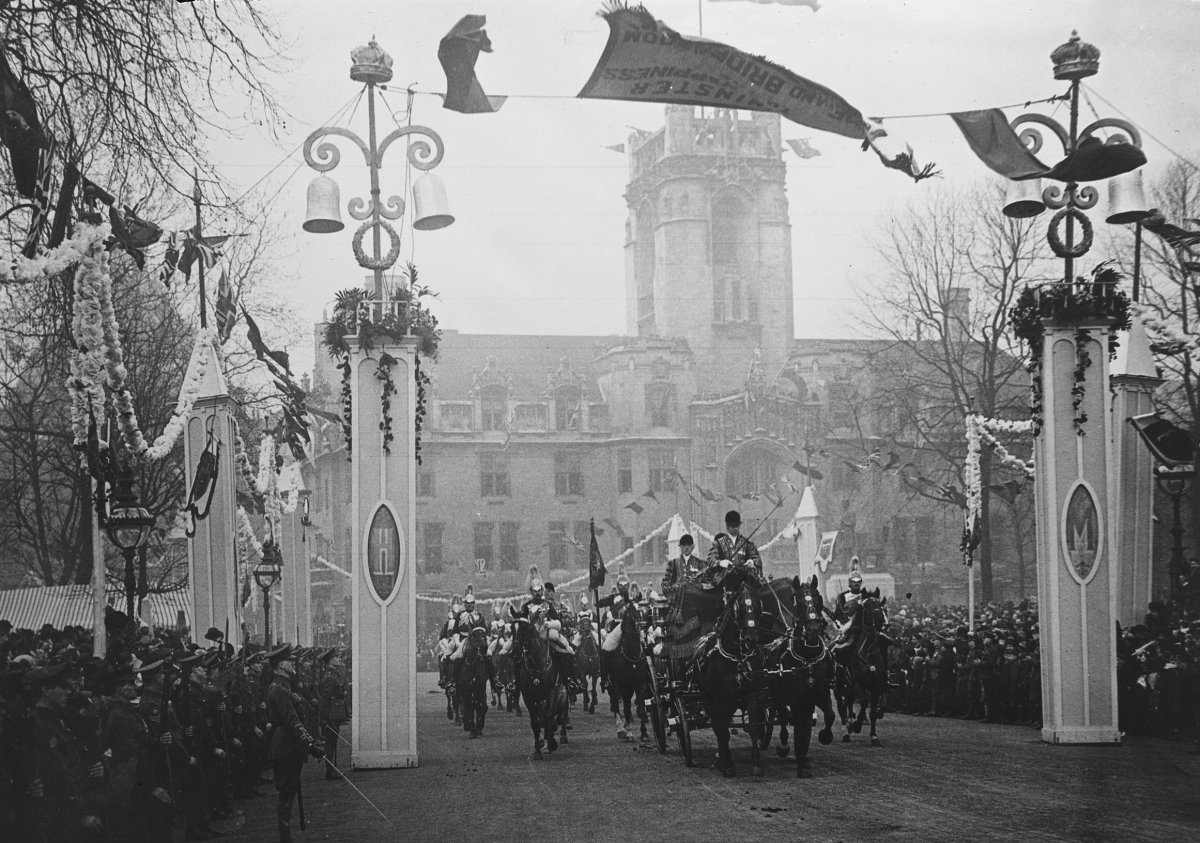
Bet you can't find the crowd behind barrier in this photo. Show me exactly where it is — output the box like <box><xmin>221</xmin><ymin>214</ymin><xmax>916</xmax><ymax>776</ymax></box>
<box><xmin>0</xmin><ymin>609</ymin><xmax>351</xmax><ymax>842</ymax></box>
<box><xmin>889</xmin><ymin>599</ymin><xmax>1200</xmax><ymax>745</ymax></box>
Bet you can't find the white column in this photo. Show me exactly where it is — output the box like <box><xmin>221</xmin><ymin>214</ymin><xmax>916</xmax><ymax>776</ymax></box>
<box><xmin>184</xmin><ymin>341</ymin><xmax>240</xmax><ymax>644</ymax></box>
<box><xmin>280</xmin><ymin>496</ymin><xmax>313</xmax><ymax>646</ymax></box>
<box><xmin>794</xmin><ymin>486</ymin><xmax>820</xmax><ymax>585</ymax></box>
<box><xmin>1109</xmin><ymin>318</ymin><xmax>1163</xmax><ymax>626</ymax></box>
<box><xmin>351</xmin><ymin>336</ymin><xmax>418</xmax><ymax>769</ymax></box>
<box><xmin>1035</xmin><ymin>319</ymin><xmax>1121</xmax><ymax>745</ymax></box>
<box><xmin>666</xmin><ymin>513</ymin><xmax>686</xmax><ymax>561</ymax></box>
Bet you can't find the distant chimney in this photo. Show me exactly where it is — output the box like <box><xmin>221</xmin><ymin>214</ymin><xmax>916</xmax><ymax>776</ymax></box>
<box><xmin>947</xmin><ymin>288</ymin><xmax>970</xmax><ymax>342</ymax></box>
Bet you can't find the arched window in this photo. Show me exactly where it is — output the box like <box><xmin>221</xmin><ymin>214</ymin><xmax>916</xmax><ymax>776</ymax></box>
<box><xmin>725</xmin><ymin>445</ymin><xmax>784</xmax><ymax>497</ymax></box>
<box><xmin>635</xmin><ymin>202</ymin><xmax>656</xmax><ymax>335</ymax></box>
<box><xmin>481</xmin><ymin>385</ymin><xmax>507</xmax><ymax>432</ymax></box>
<box><xmin>711</xmin><ymin>193</ymin><xmax>756</xmax><ymax>323</ymax></box>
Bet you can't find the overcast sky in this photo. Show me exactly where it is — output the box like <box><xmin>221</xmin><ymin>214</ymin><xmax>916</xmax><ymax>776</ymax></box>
<box><xmin>197</xmin><ymin>0</ymin><xmax>1200</xmax><ymax>379</ymax></box>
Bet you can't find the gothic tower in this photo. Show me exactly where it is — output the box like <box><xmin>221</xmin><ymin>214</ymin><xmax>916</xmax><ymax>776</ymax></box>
<box><xmin>623</xmin><ymin>105</ymin><xmax>794</xmax><ymax>390</ymax></box>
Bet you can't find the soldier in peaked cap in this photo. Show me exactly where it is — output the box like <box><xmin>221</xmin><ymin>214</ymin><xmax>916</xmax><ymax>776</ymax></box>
<box><xmin>704</xmin><ymin>510</ymin><xmax>765</xmax><ymax>587</ymax></box>
<box><xmin>265</xmin><ymin>645</ymin><xmax>323</xmax><ymax>843</ymax></box>
<box><xmin>317</xmin><ymin>649</ymin><xmax>348</xmax><ymax>780</ymax></box>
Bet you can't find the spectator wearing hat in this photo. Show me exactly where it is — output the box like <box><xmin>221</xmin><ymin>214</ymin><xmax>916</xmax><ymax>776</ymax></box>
<box><xmin>318</xmin><ymin>649</ymin><xmax>348</xmax><ymax>780</ymax></box>
<box><xmin>265</xmin><ymin>645</ymin><xmax>323</xmax><ymax>843</ymax></box>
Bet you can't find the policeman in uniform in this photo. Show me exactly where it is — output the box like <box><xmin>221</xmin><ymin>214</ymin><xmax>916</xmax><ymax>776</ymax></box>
<box><xmin>265</xmin><ymin>645</ymin><xmax>324</xmax><ymax>843</ymax></box>
<box><xmin>661</xmin><ymin>533</ymin><xmax>705</xmax><ymax>594</ymax></box>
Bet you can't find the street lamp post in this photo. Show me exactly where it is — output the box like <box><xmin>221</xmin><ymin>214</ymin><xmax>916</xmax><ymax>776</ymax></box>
<box><xmin>105</xmin><ymin>464</ymin><xmax>156</xmax><ymax>620</ymax></box>
<box><xmin>1155</xmin><ymin>465</ymin><xmax>1195</xmax><ymax>601</ymax></box>
<box><xmin>254</xmin><ymin>561</ymin><xmax>282</xmax><ymax>647</ymax></box>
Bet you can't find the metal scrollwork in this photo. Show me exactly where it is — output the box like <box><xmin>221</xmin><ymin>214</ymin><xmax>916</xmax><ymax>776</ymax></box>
<box><xmin>348</xmin><ymin>195</ymin><xmax>406</xmax><ymax>222</ymax></box>
<box><xmin>375</xmin><ymin>125</ymin><xmax>446</xmax><ymax>172</ymax></box>
<box><xmin>302</xmin><ymin>127</ymin><xmax>372</xmax><ymax>172</ymax></box>
<box><xmin>352</xmin><ymin>220</ymin><xmax>402</xmax><ymax>271</ymax></box>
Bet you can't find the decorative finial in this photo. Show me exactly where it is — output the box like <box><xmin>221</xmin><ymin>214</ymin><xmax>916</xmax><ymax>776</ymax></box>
<box><xmin>350</xmin><ymin>38</ymin><xmax>393</xmax><ymax>85</ymax></box>
<box><xmin>1051</xmin><ymin>30</ymin><xmax>1100</xmax><ymax>81</ymax></box>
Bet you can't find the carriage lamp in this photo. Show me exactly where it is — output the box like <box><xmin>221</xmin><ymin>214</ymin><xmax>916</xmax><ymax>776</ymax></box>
<box><xmin>105</xmin><ymin>463</ymin><xmax>156</xmax><ymax>619</ymax></box>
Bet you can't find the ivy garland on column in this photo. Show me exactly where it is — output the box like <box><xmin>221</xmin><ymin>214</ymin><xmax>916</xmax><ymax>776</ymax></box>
<box><xmin>319</xmin><ymin>265</ymin><xmax>441</xmax><ymax>462</ymax></box>
<box><xmin>376</xmin><ymin>352</ymin><xmax>397</xmax><ymax>454</ymax></box>
<box><xmin>1008</xmin><ymin>262</ymin><xmax>1131</xmax><ymax>438</ymax></box>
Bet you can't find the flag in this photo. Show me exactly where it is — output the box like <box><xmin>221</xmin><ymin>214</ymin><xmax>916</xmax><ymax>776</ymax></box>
<box><xmin>815</xmin><ymin>531</ymin><xmax>838</xmax><ymax>572</ymax></box>
<box><xmin>438</xmin><ymin>15</ymin><xmax>507</xmax><ymax>114</ymax></box>
<box><xmin>604</xmin><ymin>143</ymin><xmax>625</xmax><ymax>153</ymax></box>
<box><xmin>0</xmin><ymin>51</ymin><xmax>49</xmax><ymax>198</ymax></box>
<box><xmin>214</xmin><ymin>267</ymin><xmax>239</xmax><ymax>344</ymax></box>
<box><xmin>602</xmin><ymin>516</ymin><xmax>625</xmax><ymax>536</ymax></box>
<box><xmin>791</xmin><ymin>459</ymin><xmax>824</xmax><ymax>481</ymax></box>
<box><xmin>710</xmin><ymin>0</ymin><xmax>821</xmax><ymax>7</ymax></box>
<box><xmin>950</xmin><ymin>109</ymin><xmax>1049</xmax><ymax>181</ymax></box>
<box><xmin>785</xmin><ymin>138</ymin><xmax>821</xmax><ymax>159</ymax></box>
<box><xmin>699</xmin><ymin>486</ymin><xmax>721</xmax><ymax>503</ymax></box>
<box><xmin>21</xmin><ymin>136</ymin><xmax>55</xmax><ymax>259</ymax></box>
<box><xmin>643</xmin><ymin>489</ymin><xmax>658</xmax><ymax>504</ymax></box>
<box><xmin>588</xmin><ymin>520</ymin><xmax>606</xmax><ymax>591</ymax></box>
<box><xmin>580</xmin><ymin>6</ymin><xmax>933</xmax><ymax>180</ymax></box>
<box><xmin>244</xmin><ymin>307</ymin><xmax>311</xmax><ymax>460</ymax></box>
<box><xmin>624</xmin><ymin>501</ymin><xmax>644</xmax><ymax>515</ymax></box>
<box><xmin>243</xmin><ymin>307</ymin><xmax>293</xmax><ymax>379</ymax></box>
<box><xmin>176</xmin><ymin>234</ymin><xmax>230</xmax><ymax>281</ymax></box>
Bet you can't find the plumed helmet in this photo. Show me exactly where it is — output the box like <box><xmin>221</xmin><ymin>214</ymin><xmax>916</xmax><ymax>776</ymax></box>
<box><xmin>616</xmin><ymin>562</ymin><xmax>630</xmax><ymax>589</ymax></box>
<box><xmin>849</xmin><ymin>571</ymin><xmax>863</xmax><ymax>584</ymax></box>
<box><xmin>527</xmin><ymin>564</ymin><xmax>544</xmax><ymax>595</ymax></box>
<box><xmin>464</xmin><ymin>585</ymin><xmax>475</xmax><ymax>606</ymax></box>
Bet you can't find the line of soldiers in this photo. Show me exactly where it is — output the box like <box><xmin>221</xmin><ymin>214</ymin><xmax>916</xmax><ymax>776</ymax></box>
<box><xmin>0</xmin><ymin>618</ymin><xmax>350</xmax><ymax>843</ymax></box>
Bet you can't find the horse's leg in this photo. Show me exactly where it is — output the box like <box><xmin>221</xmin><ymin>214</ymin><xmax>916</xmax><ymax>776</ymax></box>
<box><xmin>794</xmin><ymin>689</ymin><xmax>814</xmax><ymax>778</ymax></box>
<box><xmin>530</xmin><ymin>695</ymin><xmax>545</xmax><ymax>759</ymax></box>
<box><xmin>836</xmin><ymin>678</ymin><xmax>853</xmax><ymax>743</ymax></box>
<box><xmin>588</xmin><ymin>675</ymin><xmax>597</xmax><ymax>714</ymax></box>
<box><xmin>774</xmin><ymin>691</ymin><xmax>791</xmax><ymax>758</ymax></box>
<box><xmin>869</xmin><ymin>685</ymin><xmax>881</xmax><ymax>747</ymax></box>
<box><xmin>636</xmin><ymin>687</ymin><xmax>650</xmax><ymax>743</ymax></box>
<box><xmin>817</xmin><ymin>680</ymin><xmax>836</xmax><ymax>746</ymax></box>
<box><xmin>852</xmin><ymin>680</ymin><xmax>869</xmax><ymax>734</ymax></box>
<box><xmin>748</xmin><ymin>690</ymin><xmax>763</xmax><ymax>777</ymax></box>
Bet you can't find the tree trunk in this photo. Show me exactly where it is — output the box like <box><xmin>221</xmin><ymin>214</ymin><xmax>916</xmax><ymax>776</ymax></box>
<box><xmin>979</xmin><ymin>447</ymin><xmax>994</xmax><ymax>604</ymax></box>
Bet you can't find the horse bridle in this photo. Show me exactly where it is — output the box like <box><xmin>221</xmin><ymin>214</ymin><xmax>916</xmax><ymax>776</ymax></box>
<box><xmin>788</xmin><ymin>588</ymin><xmax>828</xmax><ymax>666</ymax></box>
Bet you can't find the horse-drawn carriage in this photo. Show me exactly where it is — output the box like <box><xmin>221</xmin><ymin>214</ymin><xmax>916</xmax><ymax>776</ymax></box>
<box><xmin>643</xmin><ymin>569</ymin><xmax>848</xmax><ymax>777</ymax></box>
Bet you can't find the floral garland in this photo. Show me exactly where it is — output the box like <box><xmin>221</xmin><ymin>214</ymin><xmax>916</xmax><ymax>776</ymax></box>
<box><xmin>415</xmin><ymin>353</ymin><xmax>430</xmax><ymax>465</ymax></box>
<box><xmin>145</xmin><ymin>331</ymin><xmax>213</xmax><ymax>461</ymax></box>
<box><xmin>67</xmin><ymin>235</ymin><xmax>110</xmax><ymax>449</ymax></box>
<box><xmin>1072</xmin><ymin>328</ymin><xmax>1092</xmax><ymax>435</ymax></box>
<box><xmin>237</xmin><ymin>505</ymin><xmax>264</xmax><ymax>563</ymax></box>
<box><xmin>963</xmin><ymin>414</ymin><xmax>1036</xmax><ymax>564</ymax></box>
<box><xmin>376</xmin><ymin>352</ymin><xmax>397</xmax><ymax>455</ymax></box>
<box><xmin>1134</xmin><ymin>304</ymin><xmax>1198</xmax><ymax>354</ymax></box>
<box><xmin>2</xmin><ymin>222</ymin><xmax>110</xmax><ymax>285</ymax></box>
<box><xmin>234</xmin><ymin>428</ymin><xmax>265</xmax><ymax>501</ymax></box>
<box><xmin>337</xmin><ymin>356</ymin><xmax>353</xmax><ymax>458</ymax></box>
<box><xmin>94</xmin><ymin>249</ymin><xmax>150</xmax><ymax>457</ymax></box>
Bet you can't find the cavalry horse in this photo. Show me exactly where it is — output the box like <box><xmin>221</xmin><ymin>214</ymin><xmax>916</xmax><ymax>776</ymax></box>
<box><xmin>511</xmin><ymin>609</ymin><xmax>570</xmax><ymax>759</ymax></box>
<box><xmin>458</xmin><ymin>627</ymin><xmax>493</xmax><ymax>739</ymax></box>
<box><xmin>765</xmin><ymin>575</ymin><xmax>835</xmax><ymax>777</ymax></box>
<box><xmin>575</xmin><ymin>617</ymin><xmax>602</xmax><ymax>715</ymax></box>
<box><xmin>833</xmin><ymin>588</ymin><xmax>888</xmax><ymax>746</ymax></box>
<box><xmin>696</xmin><ymin>565</ymin><xmax>766</xmax><ymax>778</ymax></box>
<box><xmin>492</xmin><ymin>643</ymin><xmax>520</xmax><ymax>715</ymax></box>
<box><xmin>607</xmin><ymin>604</ymin><xmax>652</xmax><ymax>742</ymax></box>
<box><xmin>439</xmin><ymin>652</ymin><xmax>459</xmax><ymax>724</ymax></box>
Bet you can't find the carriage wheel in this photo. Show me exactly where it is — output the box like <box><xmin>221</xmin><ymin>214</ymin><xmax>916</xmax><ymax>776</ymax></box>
<box><xmin>672</xmin><ymin>696</ymin><xmax>693</xmax><ymax>767</ymax></box>
<box><xmin>647</xmin><ymin>658</ymin><xmax>669</xmax><ymax>754</ymax></box>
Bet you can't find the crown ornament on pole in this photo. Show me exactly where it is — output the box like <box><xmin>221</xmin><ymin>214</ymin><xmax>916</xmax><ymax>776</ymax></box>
<box><xmin>1050</xmin><ymin>31</ymin><xmax>1100</xmax><ymax>81</ymax></box>
<box><xmin>350</xmin><ymin>37</ymin><xmax>393</xmax><ymax>85</ymax></box>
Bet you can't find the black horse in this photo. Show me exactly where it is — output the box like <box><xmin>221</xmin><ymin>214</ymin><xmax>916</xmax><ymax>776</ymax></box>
<box><xmin>834</xmin><ymin>589</ymin><xmax>888</xmax><ymax>746</ymax></box>
<box><xmin>607</xmin><ymin>605</ymin><xmax>651</xmax><ymax>742</ymax></box>
<box><xmin>575</xmin><ymin>617</ymin><xmax>602</xmax><ymax>715</ymax></box>
<box><xmin>766</xmin><ymin>575</ymin><xmax>836</xmax><ymax>777</ymax></box>
<box><xmin>696</xmin><ymin>565</ymin><xmax>766</xmax><ymax>778</ymax></box>
<box><xmin>440</xmin><ymin>652</ymin><xmax>458</xmax><ymax>723</ymax></box>
<box><xmin>511</xmin><ymin>611</ymin><xmax>569</xmax><ymax>759</ymax></box>
<box><xmin>458</xmin><ymin>627</ymin><xmax>494</xmax><ymax>739</ymax></box>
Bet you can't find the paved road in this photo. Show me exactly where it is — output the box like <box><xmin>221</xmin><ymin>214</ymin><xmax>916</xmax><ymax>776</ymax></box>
<box><xmin>225</xmin><ymin>673</ymin><xmax>1200</xmax><ymax>842</ymax></box>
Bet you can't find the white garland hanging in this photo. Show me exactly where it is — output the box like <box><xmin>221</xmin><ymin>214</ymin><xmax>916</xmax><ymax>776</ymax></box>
<box><xmin>2</xmin><ymin>222</ymin><xmax>110</xmax><ymax>285</ymax></box>
<box><xmin>144</xmin><ymin>330</ymin><xmax>214</xmax><ymax>461</ymax></box>
<box><xmin>414</xmin><ymin>517</ymin><xmax>676</xmax><ymax>609</ymax></box>
<box><xmin>964</xmin><ymin>413</ymin><xmax>1036</xmax><ymax>557</ymax></box>
<box><xmin>66</xmin><ymin>231</ymin><xmax>110</xmax><ymax>448</ymax></box>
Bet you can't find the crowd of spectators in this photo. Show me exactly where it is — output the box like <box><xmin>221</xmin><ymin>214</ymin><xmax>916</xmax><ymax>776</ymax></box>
<box><xmin>889</xmin><ymin>598</ymin><xmax>1200</xmax><ymax>746</ymax></box>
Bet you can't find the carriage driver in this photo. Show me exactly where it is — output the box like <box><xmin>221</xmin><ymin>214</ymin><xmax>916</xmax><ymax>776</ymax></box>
<box><xmin>704</xmin><ymin>510</ymin><xmax>766</xmax><ymax>587</ymax></box>
<box><xmin>661</xmin><ymin>533</ymin><xmax>706</xmax><ymax>594</ymax></box>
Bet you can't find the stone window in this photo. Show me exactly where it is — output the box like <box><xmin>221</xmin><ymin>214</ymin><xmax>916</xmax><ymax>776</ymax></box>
<box><xmin>617</xmin><ymin>449</ymin><xmax>633</xmax><ymax>494</ymax></box>
<box><xmin>419</xmin><ymin>522</ymin><xmax>443</xmax><ymax>573</ymax></box>
<box><xmin>417</xmin><ymin>459</ymin><xmax>435</xmax><ymax>498</ymax></box>
<box><xmin>481</xmin><ymin>385</ymin><xmax>508</xmax><ymax>432</ymax></box>
<box><xmin>649</xmin><ymin>448</ymin><xmax>675</xmax><ymax>493</ymax></box>
<box><xmin>473</xmin><ymin>522</ymin><xmax>494</xmax><ymax>568</ymax></box>
<box><xmin>499</xmin><ymin>522</ymin><xmax>520</xmax><ymax>571</ymax></box>
<box><xmin>480</xmin><ymin>452</ymin><xmax>510</xmax><ymax>498</ymax></box>
<box><xmin>646</xmin><ymin>382</ymin><xmax>673</xmax><ymax>428</ymax></box>
<box><xmin>554</xmin><ymin>452</ymin><xmax>585</xmax><ymax>497</ymax></box>
<box><xmin>548</xmin><ymin>521</ymin><xmax>567</xmax><ymax>568</ymax></box>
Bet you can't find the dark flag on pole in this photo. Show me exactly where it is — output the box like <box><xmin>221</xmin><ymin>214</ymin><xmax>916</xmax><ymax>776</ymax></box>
<box><xmin>588</xmin><ymin>519</ymin><xmax>606</xmax><ymax>591</ymax></box>
<box><xmin>0</xmin><ymin>51</ymin><xmax>49</xmax><ymax>198</ymax></box>
<box><xmin>438</xmin><ymin>15</ymin><xmax>507</xmax><ymax>114</ymax></box>
<box><xmin>214</xmin><ymin>266</ymin><xmax>239</xmax><ymax>344</ymax></box>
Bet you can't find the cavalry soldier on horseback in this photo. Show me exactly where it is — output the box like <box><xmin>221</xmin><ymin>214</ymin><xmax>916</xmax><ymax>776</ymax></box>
<box><xmin>513</xmin><ymin>567</ymin><xmax>584</xmax><ymax>694</ymax></box>
<box><xmin>831</xmin><ymin>567</ymin><xmax>895</xmax><ymax>707</ymax></box>
<box><xmin>702</xmin><ymin>511</ymin><xmax>766</xmax><ymax>588</ymax></box>
<box><xmin>450</xmin><ymin>587</ymin><xmax>492</xmax><ymax>690</ymax></box>
<box><xmin>437</xmin><ymin>598</ymin><xmax>462</xmax><ymax>690</ymax></box>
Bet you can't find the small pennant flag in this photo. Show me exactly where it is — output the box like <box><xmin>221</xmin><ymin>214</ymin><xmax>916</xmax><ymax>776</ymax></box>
<box><xmin>643</xmin><ymin>489</ymin><xmax>658</xmax><ymax>504</ymax></box>
<box><xmin>602</xmin><ymin>517</ymin><xmax>625</xmax><ymax>536</ymax></box>
<box><xmin>624</xmin><ymin>501</ymin><xmax>645</xmax><ymax>515</ymax></box>
<box><xmin>785</xmin><ymin>138</ymin><xmax>821</xmax><ymax>159</ymax></box>
<box><xmin>791</xmin><ymin>459</ymin><xmax>824</xmax><ymax>481</ymax></box>
<box><xmin>438</xmin><ymin>15</ymin><xmax>507</xmax><ymax>114</ymax></box>
<box><xmin>604</xmin><ymin>143</ymin><xmax>625</xmax><ymax>153</ymax></box>
<box><xmin>21</xmin><ymin>137</ymin><xmax>55</xmax><ymax>259</ymax></box>
<box><xmin>214</xmin><ymin>267</ymin><xmax>239</xmax><ymax>344</ymax></box>
<box><xmin>699</xmin><ymin>487</ymin><xmax>721</xmax><ymax>503</ymax></box>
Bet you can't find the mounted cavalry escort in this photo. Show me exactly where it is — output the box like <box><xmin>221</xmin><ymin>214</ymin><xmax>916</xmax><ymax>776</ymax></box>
<box><xmin>509</xmin><ymin>566</ymin><xmax>572</xmax><ymax>759</ymax></box>
<box><xmin>832</xmin><ymin>581</ymin><xmax>891</xmax><ymax>746</ymax></box>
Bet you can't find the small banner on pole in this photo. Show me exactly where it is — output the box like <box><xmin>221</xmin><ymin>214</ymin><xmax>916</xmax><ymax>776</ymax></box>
<box><xmin>815</xmin><ymin>530</ymin><xmax>838</xmax><ymax>572</ymax></box>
